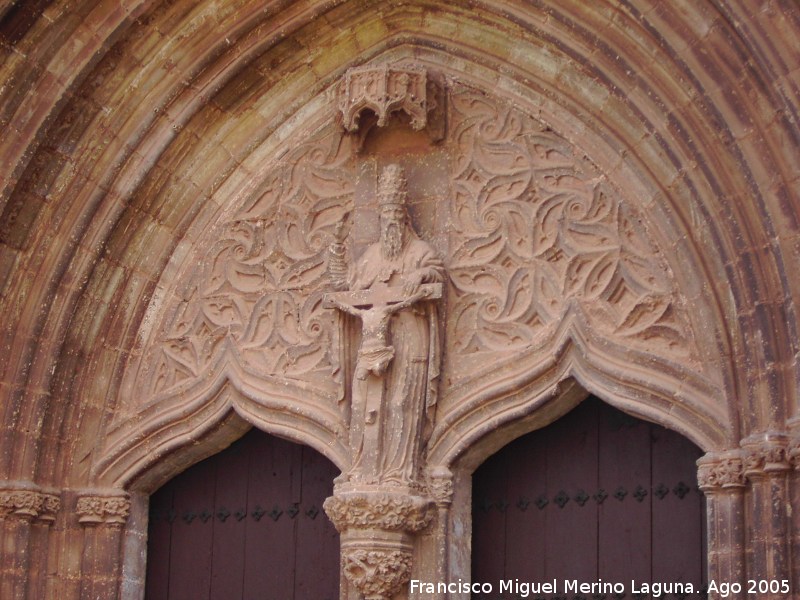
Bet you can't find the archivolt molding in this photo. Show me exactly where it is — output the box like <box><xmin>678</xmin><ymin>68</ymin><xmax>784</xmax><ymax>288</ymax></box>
<box><xmin>428</xmin><ymin>311</ymin><xmax>728</xmax><ymax>469</ymax></box>
<box><xmin>3</xmin><ymin>1</ymin><xmax>794</xmax><ymax>492</ymax></box>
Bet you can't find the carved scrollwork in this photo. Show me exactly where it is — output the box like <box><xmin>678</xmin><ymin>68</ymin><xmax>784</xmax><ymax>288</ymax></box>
<box><xmin>76</xmin><ymin>492</ymin><xmax>131</xmax><ymax>525</ymax></box>
<box><xmin>323</xmin><ymin>492</ymin><xmax>433</xmax><ymax>533</ymax></box>
<box><xmin>697</xmin><ymin>454</ymin><xmax>745</xmax><ymax>491</ymax></box>
<box><xmin>342</xmin><ymin>548</ymin><xmax>413</xmax><ymax>600</ymax></box>
<box><xmin>142</xmin><ymin>127</ymin><xmax>355</xmax><ymax>400</ymax></box>
<box><xmin>446</xmin><ymin>89</ymin><xmax>695</xmax><ymax>372</ymax></box>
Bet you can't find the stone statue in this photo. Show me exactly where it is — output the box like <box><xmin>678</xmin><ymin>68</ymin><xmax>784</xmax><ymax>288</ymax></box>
<box><xmin>327</xmin><ymin>164</ymin><xmax>445</xmax><ymax>485</ymax></box>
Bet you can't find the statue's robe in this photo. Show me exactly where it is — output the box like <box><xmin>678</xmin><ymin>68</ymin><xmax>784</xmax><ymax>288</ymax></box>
<box><xmin>347</xmin><ymin>235</ymin><xmax>444</xmax><ymax>484</ymax></box>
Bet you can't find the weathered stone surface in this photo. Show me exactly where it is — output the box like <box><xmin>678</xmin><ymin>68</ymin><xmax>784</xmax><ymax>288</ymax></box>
<box><xmin>0</xmin><ymin>1</ymin><xmax>798</xmax><ymax>598</ymax></box>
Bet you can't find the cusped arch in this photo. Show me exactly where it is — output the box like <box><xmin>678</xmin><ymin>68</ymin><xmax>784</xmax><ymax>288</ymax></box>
<box><xmin>429</xmin><ymin>310</ymin><xmax>729</xmax><ymax>473</ymax></box>
<box><xmin>92</xmin><ymin>366</ymin><xmax>349</xmax><ymax>493</ymax></box>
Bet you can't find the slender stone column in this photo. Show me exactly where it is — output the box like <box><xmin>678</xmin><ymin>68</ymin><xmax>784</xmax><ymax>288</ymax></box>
<box><xmin>0</xmin><ymin>482</ymin><xmax>60</xmax><ymax>600</ymax></box>
<box><xmin>789</xmin><ymin>434</ymin><xmax>800</xmax><ymax>597</ymax></box>
<box><xmin>742</xmin><ymin>434</ymin><xmax>791</xmax><ymax>599</ymax></box>
<box><xmin>697</xmin><ymin>451</ymin><xmax>746</xmax><ymax>600</ymax></box>
<box><xmin>427</xmin><ymin>466</ymin><xmax>454</xmax><ymax>600</ymax></box>
<box><xmin>76</xmin><ymin>489</ymin><xmax>131</xmax><ymax>600</ymax></box>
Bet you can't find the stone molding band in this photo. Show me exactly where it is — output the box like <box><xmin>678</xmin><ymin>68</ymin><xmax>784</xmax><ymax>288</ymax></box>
<box><xmin>0</xmin><ymin>482</ymin><xmax>61</xmax><ymax>523</ymax></box>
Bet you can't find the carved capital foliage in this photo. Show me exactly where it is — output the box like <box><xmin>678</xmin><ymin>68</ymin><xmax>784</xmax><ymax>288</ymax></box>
<box><xmin>0</xmin><ymin>484</ymin><xmax>60</xmax><ymax>523</ymax></box>
<box><xmin>697</xmin><ymin>453</ymin><xmax>745</xmax><ymax>491</ymax></box>
<box><xmin>742</xmin><ymin>438</ymin><xmax>790</xmax><ymax>478</ymax></box>
<box><xmin>790</xmin><ymin>436</ymin><xmax>800</xmax><ymax>471</ymax></box>
<box><xmin>326</xmin><ymin>488</ymin><xmax>433</xmax><ymax>599</ymax></box>
<box><xmin>323</xmin><ymin>492</ymin><xmax>433</xmax><ymax>533</ymax></box>
<box><xmin>341</xmin><ymin>548</ymin><xmax>412</xmax><ymax>600</ymax></box>
<box><xmin>76</xmin><ymin>492</ymin><xmax>131</xmax><ymax>526</ymax></box>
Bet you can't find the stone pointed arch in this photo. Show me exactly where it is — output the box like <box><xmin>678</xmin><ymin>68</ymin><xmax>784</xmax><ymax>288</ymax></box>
<box><xmin>1</xmin><ymin>2</ymin><xmax>798</xmax><ymax>598</ymax></box>
<box><xmin>93</xmin><ymin>367</ymin><xmax>350</xmax><ymax>494</ymax></box>
<box><xmin>106</xmin><ymin>50</ymin><xmax>731</xmax><ymax>491</ymax></box>
<box><xmin>429</xmin><ymin>309</ymin><xmax>729</xmax><ymax>473</ymax></box>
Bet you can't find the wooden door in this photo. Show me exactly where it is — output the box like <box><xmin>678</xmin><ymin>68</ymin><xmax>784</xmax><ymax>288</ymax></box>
<box><xmin>146</xmin><ymin>429</ymin><xmax>340</xmax><ymax>600</ymax></box>
<box><xmin>472</xmin><ymin>396</ymin><xmax>706</xmax><ymax>598</ymax></box>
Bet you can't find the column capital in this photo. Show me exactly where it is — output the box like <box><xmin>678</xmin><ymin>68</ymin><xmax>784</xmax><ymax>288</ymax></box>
<box><xmin>740</xmin><ymin>432</ymin><xmax>790</xmax><ymax>478</ymax></box>
<box><xmin>0</xmin><ymin>480</ymin><xmax>61</xmax><ymax>523</ymax></box>
<box><xmin>788</xmin><ymin>432</ymin><xmax>800</xmax><ymax>470</ymax></box>
<box><xmin>427</xmin><ymin>466</ymin><xmax>454</xmax><ymax>506</ymax></box>
<box><xmin>75</xmin><ymin>489</ymin><xmax>131</xmax><ymax>526</ymax></box>
<box><xmin>697</xmin><ymin>451</ymin><xmax>745</xmax><ymax>491</ymax></box>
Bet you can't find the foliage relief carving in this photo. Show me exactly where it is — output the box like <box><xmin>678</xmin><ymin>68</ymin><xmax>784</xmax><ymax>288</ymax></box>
<box><xmin>446</xmin><ymin>89</ymin><xmax>695</xmax><ymax>372</ymax></box>
<box><xmin>135</xmin><ymin>83</ymin><xmax>701</xmax><ymax>411</ymax></box>
<box><xmin>144</xmin><ymin>128</ymin><xmax>354</xmax><ymax>399</ymax></box>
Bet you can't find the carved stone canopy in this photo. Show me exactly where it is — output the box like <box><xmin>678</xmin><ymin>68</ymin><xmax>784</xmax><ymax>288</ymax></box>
<box><xmin>337</xmin><ymin>63</ymin><xmax>445</xmax><ymax>144</ymax></box>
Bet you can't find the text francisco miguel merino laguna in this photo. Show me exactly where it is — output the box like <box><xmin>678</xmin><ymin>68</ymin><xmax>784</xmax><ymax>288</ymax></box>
<box><xmin>410</xmin><ymin>578</ymin><xmax>700</xmax><ymax>597</ymax></box>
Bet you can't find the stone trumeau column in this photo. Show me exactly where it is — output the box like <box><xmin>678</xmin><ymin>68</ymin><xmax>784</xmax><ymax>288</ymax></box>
<box><xmin>323</xmin><ymin>65</ymin><xmax>446</xmax><ymax>600</ymax></box>
<box><xmin>741</xmin><ymin>434</ymin><xmax>792</xmax><ymax>599</ymax></box>
<box><xmin>697</xmin><ymin>452</ymin><xmax>746</xmax><ymax>600</ymax></box>
<box><xmin>75</xmin><ymin>489</ymin><xmax>131</xmax><ymax>600</ymax></box>
<box><xmin>0</xmin><ymin>482</ymin><xmax>60</xmax><ymax>600</ymax></box>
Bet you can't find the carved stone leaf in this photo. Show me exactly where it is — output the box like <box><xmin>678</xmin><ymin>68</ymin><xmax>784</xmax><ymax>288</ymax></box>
<box><xmin>531</xmin><ymin>261</ymin><xmax>563</xmax><ymax>322</ymax></box>
<box><xmin>564</xmin><ymin>251</ymin><xmax>619</xmax><ymax>299</ymax></box>
<box><xmin>502</xmin><ymin>268</ymin><xmax>536</xmax><ymax>322</ymax></box>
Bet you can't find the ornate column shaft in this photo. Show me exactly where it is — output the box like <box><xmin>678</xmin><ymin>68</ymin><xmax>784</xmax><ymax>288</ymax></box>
<box><xmin>697</xmin><ymin>452</ymin><xmax>746</xmax><ymax>600</ymax></box>
<box><xmin>76</xmin><ymin>489</ymin><xmax>131</xmax><ymax>600</ymax></box>
<box><xmin>0</xmin><ymin>482</ymin><xmax>60</xmax><ymax>600</ymax></box>
<box><xmin>741</xmin><ymin>434</ymin><xmax>791</xmax><ymax>599</ymax></box>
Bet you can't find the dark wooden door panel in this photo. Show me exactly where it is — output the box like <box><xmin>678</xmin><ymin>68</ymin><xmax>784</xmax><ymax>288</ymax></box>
<box><xmin>472</xmin><ymin>397</ymin><xmax>705</xmax><ymax>599</ymax></box>
<box><xmin>145</xmin><ymin>429</ymin><xmax>339</xmax><ymax>600</ymax></box>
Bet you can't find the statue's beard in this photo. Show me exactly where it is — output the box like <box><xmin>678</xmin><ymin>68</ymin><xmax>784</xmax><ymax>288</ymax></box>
<box><xmin>381</xmin><ymin>221</ymin><xmax>404</xmax><ymax>260</ymax></box>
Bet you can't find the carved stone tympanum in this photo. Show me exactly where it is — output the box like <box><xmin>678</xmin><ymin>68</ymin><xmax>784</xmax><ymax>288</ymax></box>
<box><xmin>116</xmin><ymin>59</ymin><xmax>719</xmax><ymax>600</ymax></box>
